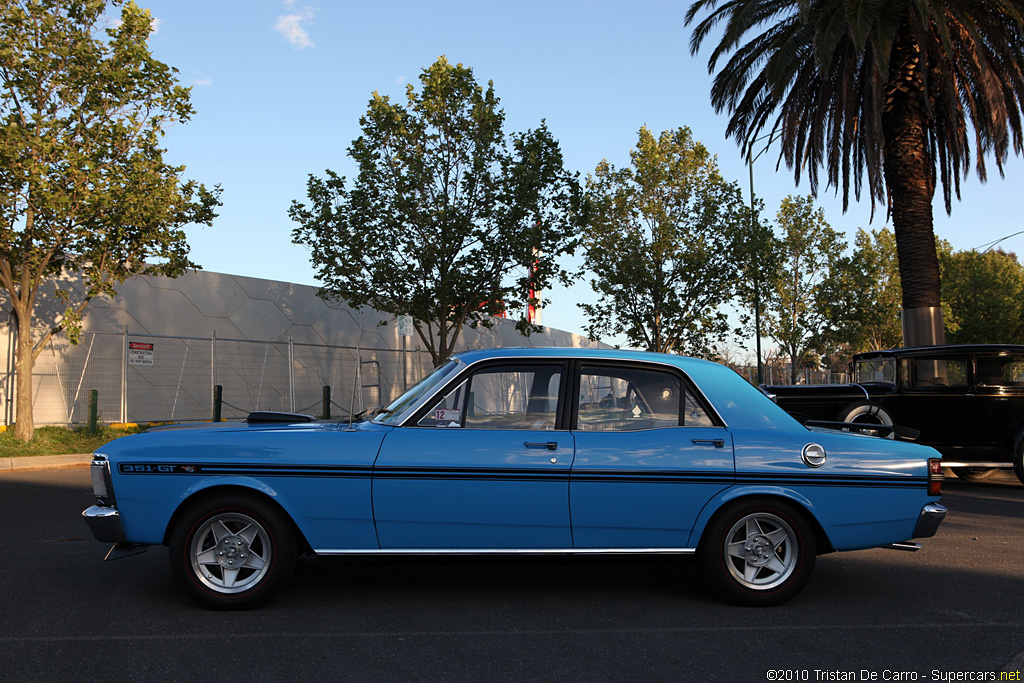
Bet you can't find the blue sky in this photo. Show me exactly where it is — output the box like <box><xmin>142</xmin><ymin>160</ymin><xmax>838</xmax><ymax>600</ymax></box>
<box><xmin>138</xmin><ymin>0</ymin><xmax>1024</xmax><ymax>351</ymax></box>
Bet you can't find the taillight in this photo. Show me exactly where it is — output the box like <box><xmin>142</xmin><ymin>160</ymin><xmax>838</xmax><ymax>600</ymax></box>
<box><xmin>928</xmin><ymin>458</ymin><xmax>944</xmax><ymax>496</ymax></box>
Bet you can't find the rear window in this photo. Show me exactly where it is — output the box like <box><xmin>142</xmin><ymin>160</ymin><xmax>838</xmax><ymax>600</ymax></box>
<box><xmin>975</xmin><ymin>356</ymin><xmax>1024</xmax><ymax>388</ymax></box>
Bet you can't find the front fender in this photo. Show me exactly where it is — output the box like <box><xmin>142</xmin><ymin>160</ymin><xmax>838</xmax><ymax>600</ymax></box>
<box><xmin>163</xmin><ymin>476</ymin><xmax>287</xmax><ymax>542</ymax></box>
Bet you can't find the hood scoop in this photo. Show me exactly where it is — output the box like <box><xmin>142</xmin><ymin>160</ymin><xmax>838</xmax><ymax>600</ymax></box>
<box><xmin>246</xmin><ymin>411</ymin><xmax>316</xmax><ymax>424</ymax></box>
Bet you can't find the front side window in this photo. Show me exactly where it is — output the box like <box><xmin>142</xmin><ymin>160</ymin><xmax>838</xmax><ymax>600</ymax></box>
<box><xmin>417</xmin><ymin>364</ymin><xmax>562</xmax><ymax>430</ymax></box>
<box><xmin>375</xmin><ymin>359</ymin><xmax>462</xmax><ymax>426</ymax></box>
<box><xmin>576</xmin><ymin>365</ymin><xmax>712</xmax><ymax>431</ymax></box>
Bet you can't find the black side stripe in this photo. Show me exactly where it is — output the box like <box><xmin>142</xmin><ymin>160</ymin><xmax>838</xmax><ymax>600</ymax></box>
<box><xmin>117</xmin><ymin>462</ymin><xmax>925</xmax><ymax>488</ymax></box>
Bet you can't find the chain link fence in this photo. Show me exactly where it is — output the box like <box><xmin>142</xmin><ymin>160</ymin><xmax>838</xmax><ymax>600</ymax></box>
<box><xmin>2</xmin><ymin>325</ymin><xmax>434</xmax><ymax>426</ymax></box>
<box><xmin>734</xmin><ymin>365</ymin><xmax>849</xmax><ymax>386</ymax></box>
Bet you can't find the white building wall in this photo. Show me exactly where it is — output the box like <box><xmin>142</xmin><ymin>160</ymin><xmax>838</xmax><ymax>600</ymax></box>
<box><xmin>1</xmin><ymin>271</ymin><xmax>602</xmax><ymax>426</ymax></box>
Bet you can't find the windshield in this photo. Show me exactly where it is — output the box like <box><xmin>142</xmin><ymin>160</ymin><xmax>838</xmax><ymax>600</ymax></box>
<box><xmin>854</xmin><ymin>358</ymin><xmax>896</xmax><ymax>384</ymax></box>
<box><xmin>373</xmin><ymin>359</ymin><xmax>463</xmax><ymax>426</ymax></box>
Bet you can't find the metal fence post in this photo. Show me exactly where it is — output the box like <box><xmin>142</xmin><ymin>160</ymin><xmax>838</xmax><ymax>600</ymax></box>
<box><xmin>212</xmin><ymin>385</ymin><xmax>222</xmax><ymax>422</ymax></box>
<box><xmin>120</xmin><ymin>329</ymin><xmax>127</xmax><ymax>423</ymax></box>
<box><xmin>322</xmin><ymin>385</ymin><xmax>330</xmax><ymax>419</ymax></box>
<box><xmin>88</xmin><ymin>390</ymin><xmax>98</xmax><ymax>435</ymax></box>
<box><xmin>210</xmin><ymin>331</ymin><xmax>217</xmax><ymax>417</ymax></box>
<box><xmin>288</xmin><ymin>336</ymin><xmax>295</xmax><ymax>412</ymax></box>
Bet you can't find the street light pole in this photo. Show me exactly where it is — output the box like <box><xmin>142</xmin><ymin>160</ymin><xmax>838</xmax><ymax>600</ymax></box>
<box><xmin>746</xmin><ymin>131</ymin><xmax>781</xmax><ymax>386</ymax></box>
<box><xmin>748</xmin><ymin>158</ymin><xmax>764</xmax><ymax>385</ymax></box>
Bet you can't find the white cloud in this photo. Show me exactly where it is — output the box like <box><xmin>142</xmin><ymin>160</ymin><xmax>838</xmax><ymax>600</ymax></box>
<box><xmin>149</xmin><ymin>17</ymin><xmax>162</xmax><ymax>36</ymax></box>
<box><xmin>190</xmin><ymin>77</ymin><xmax>212</xmax><ymax>87</ymax></box>
<box><xmin>274</xmin><ymin>8</ymin><xmax>314</xmax><ymax>49</ymax></box>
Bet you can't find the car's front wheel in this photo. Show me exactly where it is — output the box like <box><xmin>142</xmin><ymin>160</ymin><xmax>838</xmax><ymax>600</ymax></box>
<box><xmin>698</xmin><ymin>499</ymin><xmax>816</xmax><ymax>606</ymax></box>
<box><xmin>169</xmin><ymin>494</ymin><xmax>296</xmax><ymax>609</ymax></box>
<box><xmin>1015</xmin><ymin>441</ymin><xmax>1024</xmax><ymax>486</ymax></box>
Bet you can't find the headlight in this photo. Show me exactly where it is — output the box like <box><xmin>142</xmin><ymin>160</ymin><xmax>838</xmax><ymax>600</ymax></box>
<box><xmin>90</xmin><ymin>454</ymin><xmax>115</xmax><ymax>506</ymax></box>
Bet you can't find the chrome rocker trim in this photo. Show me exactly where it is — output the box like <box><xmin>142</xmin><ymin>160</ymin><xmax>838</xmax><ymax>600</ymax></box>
<box><xmin>315</xmin><ymin>547</ymin><xmax>697</xmax><ymax>556</ymax></box>
<box><xmin>941</xmin><ymin>461</ymin><xmax>1012</xmax><ymax>469</ymax></box>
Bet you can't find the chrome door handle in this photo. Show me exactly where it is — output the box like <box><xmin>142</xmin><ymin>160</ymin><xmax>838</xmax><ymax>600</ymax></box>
<box><xmin>524</xmin><ymin>441</ymin><xmax>559</xmax><ymax>451</ymax></box>
<box><xmin>692</xmin><ymin>438</ymin><xmax>725</xmax><ymax>448</ymax></box>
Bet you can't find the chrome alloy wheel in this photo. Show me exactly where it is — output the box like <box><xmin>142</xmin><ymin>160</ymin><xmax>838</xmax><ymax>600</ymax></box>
<box><xmin>722</xmin><ymin>512</ymin><xmax>798</xmax><ymax>590</ymax></box>
<box><xmin>189</xmin><ymin>512</ymin><xmax>271</xmax><ymax>594</ymax></box>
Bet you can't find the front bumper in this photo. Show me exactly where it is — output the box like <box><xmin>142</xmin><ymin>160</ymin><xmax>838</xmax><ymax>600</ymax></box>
<box><xmin>912</xmin><ymin>502</ymin><xmax>947</xmax><ymax>539</ymax></box>
<box><xmin>82</xmin><ymin>505</ymin><xmax>125</xmax><ymax>544</ymax></box>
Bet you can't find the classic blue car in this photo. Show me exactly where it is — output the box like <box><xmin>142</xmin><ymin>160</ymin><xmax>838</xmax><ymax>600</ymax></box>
<box><xmin>83</xmin><ymin>348</ymin><xmax>947</xmax><ymax>609</ymax></box>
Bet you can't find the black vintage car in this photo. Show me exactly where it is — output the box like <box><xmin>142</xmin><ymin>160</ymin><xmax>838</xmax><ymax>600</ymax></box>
<box><xmin>765</xmin><ymin>344</ymin><xmax>1024</xmax><ymax>484</ymax></box>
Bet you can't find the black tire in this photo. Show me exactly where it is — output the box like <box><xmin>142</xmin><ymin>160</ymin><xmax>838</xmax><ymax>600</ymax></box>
<box><xmin>1015</xmin><ymin>441</ymin><xmax>1024</xmax><ymax>486</ymax></box>
<box><xmin>169</xmin><ymin>494</ymin><xmax>296</xmax><ymax>610</ymax></box>
<box><xmin>698</xmin><ymin>498</ymin><xmax>816</xmax><ymax>606</ymax></box>
<box><xmin>836</xmin><ymin>400</ymin><xmax>895</xmax><ymax>438</ymax></box>
<box><xmin>952</xmin><ymin>467</ymin><xmax>1000</xmax><ymax>483</ymax></box>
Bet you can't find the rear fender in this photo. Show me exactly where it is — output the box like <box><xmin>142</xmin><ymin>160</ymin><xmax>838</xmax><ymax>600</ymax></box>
<box><xmin>687</xmin><ymin>486</ymin><xmax>830</xmax><ymax>551</ymax></box>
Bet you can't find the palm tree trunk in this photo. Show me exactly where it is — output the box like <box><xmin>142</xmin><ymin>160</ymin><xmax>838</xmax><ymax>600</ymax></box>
<box><xmin>882</xmin><ymin>22</ymin><xmax>945</xmax><ymax>348</ymax></box>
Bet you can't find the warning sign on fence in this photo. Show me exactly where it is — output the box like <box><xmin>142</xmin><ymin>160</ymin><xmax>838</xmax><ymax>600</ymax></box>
<box><xmin>128</xmin><ymin>341</ymin><xmax>154</xmax><ymax>366</ymax></box>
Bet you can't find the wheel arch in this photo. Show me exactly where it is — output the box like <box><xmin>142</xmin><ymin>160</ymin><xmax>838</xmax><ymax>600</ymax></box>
<box><xmin>162</xmin><ymin>483</ymin><xmax>313</xmax><ymax>554</ymax></box>
<box><xmin>690</xmin><ymin>488</ymin><xmax>834</xmax><ymax>555</ymax></box>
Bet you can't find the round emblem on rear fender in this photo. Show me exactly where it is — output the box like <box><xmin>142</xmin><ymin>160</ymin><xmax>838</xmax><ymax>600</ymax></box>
<box><xmin>802</xmin><ymin>443</ymin><xmax>827</xmax><ymax>468</ymax></box>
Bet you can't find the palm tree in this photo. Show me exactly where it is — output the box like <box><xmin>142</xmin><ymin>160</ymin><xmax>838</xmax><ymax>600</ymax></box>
<box><xmin>686</xmin><ymin>0</ymin><xmax>1024</xmax><ymax>346</ymax></box>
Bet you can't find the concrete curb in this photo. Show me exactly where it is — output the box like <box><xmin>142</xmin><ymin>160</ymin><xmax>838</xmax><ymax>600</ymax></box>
<box><xmin>0</xmin><ymin>453</ymin><xmax>92</xmax><ymax>471</ymax></box>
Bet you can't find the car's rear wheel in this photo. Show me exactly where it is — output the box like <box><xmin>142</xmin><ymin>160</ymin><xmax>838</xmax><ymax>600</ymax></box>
<box><xmin>169</xmin><ymin>494</ymin><xmax>296</xmax><ymax>610</ymax></box>
<box><xmin>1015</xmin><ymin>441</ymin><xmax>1024</xmax><ymax>486</ymax></box>
<box><xmin>836</xmin><ymin>400</ymin><xmax>895</xmax><ymax>438</ymax></box>
<box><xmin>698</xmin><ymin>499</ymin><xmax>816</xmax><ymax>606</ymax></box>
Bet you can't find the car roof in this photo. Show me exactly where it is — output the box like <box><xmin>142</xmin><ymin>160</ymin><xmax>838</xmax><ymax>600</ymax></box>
<box><xmin>449</xmin><ymin>346</ymin><xmax>725</xmax><ymax>371</ymax></box>
<box><xmin>855</xmin><ymin>344</ymin><xmax>1024</xmax><ymax>360</ymax></box>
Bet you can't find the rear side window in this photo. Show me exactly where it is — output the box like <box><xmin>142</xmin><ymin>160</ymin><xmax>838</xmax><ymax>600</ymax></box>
<box><xmin>576</xmin><ymin>365</ymin><xmax>713</xmax><ymax>431</ymax></box>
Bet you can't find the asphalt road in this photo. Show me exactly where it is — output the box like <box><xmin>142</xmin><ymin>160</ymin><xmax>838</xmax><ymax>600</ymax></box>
<box><xmin>1</xmin><ymin>466</ymin><xmax>1021</xmax><ymax>682</ymax></box>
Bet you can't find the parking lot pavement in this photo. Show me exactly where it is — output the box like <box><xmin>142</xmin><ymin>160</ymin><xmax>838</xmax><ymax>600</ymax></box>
<box><xmin>0</xmin><ymin>467</ymin><xmax>1021</xmax><ymax>682</ymax></box>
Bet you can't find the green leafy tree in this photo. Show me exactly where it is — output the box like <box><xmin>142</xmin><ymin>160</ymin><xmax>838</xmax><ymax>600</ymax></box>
<box><xmin>939</xmin><ymin>246</ymin><xmax>1024</xmax><ymax>344</ymax></box>
<box><xmin>290</xmin><ymin>57</ymin><xmax>583</xmax><ymax>368</ymax></box>
<box><xmin>579</xmin><ymin>126</ymin><xmax>747</xmax><ymax>355</ymax></box>
<box><xmin>821</xmin><ymin>228</ymin><xmax>903</xmax><ymax>354</ymax></box>
<box><xmin>764</xmin><ymin>196</ymin><xmax>845</xmax><ymax>383</ymax></box>
<box><xmin>0</xmin><ymin>0</ymin><xmax>221</xmax><ymax>441</ymax></box>
<box><xmin>686</xmin><ymin>0</ymin><xmax>1024</xmax><ymax>347</ymax></box>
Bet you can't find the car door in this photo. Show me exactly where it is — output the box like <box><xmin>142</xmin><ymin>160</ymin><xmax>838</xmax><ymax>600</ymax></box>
<box><xmin>372</xmin><ymin>361</ymin><xmax>573</xmax><ymax>549</ymax></box>
<box><xmin>569</xmin><ymin>362</ymin><xmax>734</xmax><ymax>549</ymax></box>
<box><xmin>889</xmin><ymin>354</ymin><xmax>973</xmax><ymax>449</ymax></box>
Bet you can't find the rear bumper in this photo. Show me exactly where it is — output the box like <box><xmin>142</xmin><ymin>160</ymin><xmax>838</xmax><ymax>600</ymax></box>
<box><xmin>912</xmin><ymin>502</ymin><xmax>947</xmax><ymax>539</ymax></box>
<box><xmin>82</xmin><ymin>505</ymin><xmax>125</xmax><ymax>544</ymax></box>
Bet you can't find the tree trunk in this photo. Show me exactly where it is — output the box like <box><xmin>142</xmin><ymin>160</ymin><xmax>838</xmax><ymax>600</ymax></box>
<box><xmin>13</xmin><ymin>314</ymin><xmax>36</xmax><ymax>441</ymax></box>
<box><xmin>882</xmin><ymin>23</ymin><xmax>945</xmax><ymax>348</ymax></box>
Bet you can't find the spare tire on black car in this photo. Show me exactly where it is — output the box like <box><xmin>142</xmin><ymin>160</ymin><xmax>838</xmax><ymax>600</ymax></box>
<box><xmin>835</xmin><ymin>400</ymin><xmax>895</xmax><ymax>438</ymax></box>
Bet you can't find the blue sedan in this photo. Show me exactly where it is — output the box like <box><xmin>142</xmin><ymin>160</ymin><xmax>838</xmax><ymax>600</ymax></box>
<box><xmin>83</xmin><ymin>347</ymin><xmax>947</xmax><ymax>608</ymax></box>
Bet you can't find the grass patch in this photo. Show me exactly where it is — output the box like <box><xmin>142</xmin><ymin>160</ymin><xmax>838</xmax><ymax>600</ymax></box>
<box><xmin>0</xmin><ymin>424</ymin><xmax>147</xmax><ymax>458</ymax></box>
